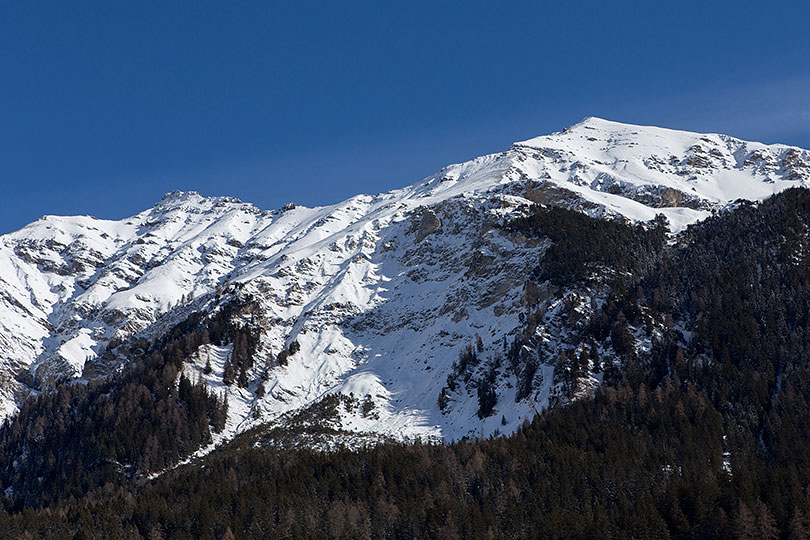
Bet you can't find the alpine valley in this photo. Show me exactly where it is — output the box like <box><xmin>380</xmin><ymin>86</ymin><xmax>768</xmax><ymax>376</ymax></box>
<box><xmin>4</xmin><ymin>118</ymin><xmax>810</xmax><ymax>538</ymax></box>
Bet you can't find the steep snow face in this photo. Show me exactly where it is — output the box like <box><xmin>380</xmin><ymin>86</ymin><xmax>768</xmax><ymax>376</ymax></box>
<box><xmin>0</xmin><ymin>118</ymin><xmax>808</xmax><ymax>441</ymax></box>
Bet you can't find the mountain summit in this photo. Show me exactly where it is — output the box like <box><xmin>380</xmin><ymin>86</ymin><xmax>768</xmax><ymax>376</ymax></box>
<box><xmin>1</xmin><ymin>119</ymin><xmax>808</xmax><ymax>444</ymax></box>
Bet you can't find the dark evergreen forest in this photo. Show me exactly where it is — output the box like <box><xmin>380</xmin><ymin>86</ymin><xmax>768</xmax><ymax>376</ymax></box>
<box><xmin>5</xmin><ymin>189</ymin><xmax>810</xmax><ymax>538</ymax></box>
<box><xmin>0</xmin><ymin>299</ymin><xmax>261</xmax><ymax>510</ymax></box>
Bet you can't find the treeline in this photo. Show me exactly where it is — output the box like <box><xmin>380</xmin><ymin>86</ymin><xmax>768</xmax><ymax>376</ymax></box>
<box><xmin>507</xmin><ymin>205</ymin><xmax>667</xmax><ymax>284</ymax></box>
<box><xmin>0</xmin><ymin>297</ymin><xmax>265</xmax><ymax>510</ymax></box>
<box><xmin>0</xmin><ymin>380</ymin><xmax>729</xmax><ymax>540</ymax></box>
<box><xmin>440</xmin><ymin>197</ymin><xmax>671</xmax><ymax>416</ymax></box>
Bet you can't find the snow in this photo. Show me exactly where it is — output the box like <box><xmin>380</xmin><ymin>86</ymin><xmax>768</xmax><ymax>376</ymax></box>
<box><xmin>514</xmin><ymin>116</ymin><xmax>810</xmax><ymax>231</ymax></box>
<box><xmin>0</xmin><ymin>118</ymin><xmax>808</xmax><ymax>445</ymax></box>
<box><xmin>55</xmin><ymin>329</ymin><xmax>96</xmax><ymax>374</ymax></box>
<box><xmin>182</xmin><ymin>344</ymin><xmax>255</xmax><ymax>442</ymax></box>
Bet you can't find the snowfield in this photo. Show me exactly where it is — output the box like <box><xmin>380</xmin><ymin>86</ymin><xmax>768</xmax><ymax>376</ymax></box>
<box><xmin>0</xmin><ymin>117</ymin><xmax>808</xmax><ymax>445</ymax></box>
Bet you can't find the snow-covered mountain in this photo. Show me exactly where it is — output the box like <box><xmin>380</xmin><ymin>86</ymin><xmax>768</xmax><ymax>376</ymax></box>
<box><xmin>1</xmin><ymin>117</ymin><xmax>809</xmax><ymax>444</ymax></box>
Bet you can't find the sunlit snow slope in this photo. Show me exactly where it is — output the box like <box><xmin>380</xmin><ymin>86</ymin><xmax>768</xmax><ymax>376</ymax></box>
<box><xmin>1</xmin><ymin>118</ymin><xmax>808</xmax><ymax>441</ymax></box>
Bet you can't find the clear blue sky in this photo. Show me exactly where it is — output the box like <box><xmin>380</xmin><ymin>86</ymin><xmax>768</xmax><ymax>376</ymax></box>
<box><xmin>2</xmin><ymin>1</ymin><xmax>810</xmax><ymax>234</ymax></box>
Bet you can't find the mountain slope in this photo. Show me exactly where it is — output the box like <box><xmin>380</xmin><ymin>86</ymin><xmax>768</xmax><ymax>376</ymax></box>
<box><xmin>1</xmin><ymin>117</ymin><xmax>808</xmax><ymax>444</ymax></box>
<box><xmin>9</xmin><ymin>187</ymin><xmax>810</xmax><ymax>535</ymax></box>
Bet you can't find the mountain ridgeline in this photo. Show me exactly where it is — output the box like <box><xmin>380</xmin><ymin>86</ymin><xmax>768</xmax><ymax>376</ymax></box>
<box><xmin>5</xmin><ymin>188</ymin><xmax>810</xmax><ymax>537</ymax></box>
<box><xmin>2</xmin><ymin>118</ymin><xmax>809</xmax><ymax>447</ymax></box>
<box><xmin>2</xmin><ymin>119</ymin><xmax>810</xmax><ymax>537</ymax></box>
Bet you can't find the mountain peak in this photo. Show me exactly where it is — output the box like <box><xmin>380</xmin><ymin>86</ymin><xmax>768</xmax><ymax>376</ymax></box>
<box><xmin>567</xmin><ymin>116</ymin><xmax>618</xmax><ymax>129</ymax></box>
<box><xmin>154</xmin><ymin>190</ymin><xmax>245</xmax><ymax>213</ymax></box>
<box><xmin>159</xmin><ymin>189</ymin><xmax>202</xmax><ymax>203</ymax></box>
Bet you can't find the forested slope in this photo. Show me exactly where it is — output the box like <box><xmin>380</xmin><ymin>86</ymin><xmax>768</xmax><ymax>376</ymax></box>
<box><xmin>5</xmin><ymin>189</ymin><xmax>810</xmax><ymax>538</ymax></box>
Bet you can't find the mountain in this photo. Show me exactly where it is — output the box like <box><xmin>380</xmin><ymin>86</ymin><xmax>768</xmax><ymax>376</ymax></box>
<box><xmin>1</xmin><ymin>117</ymin><xmax>809</xmax><ymax>448</ymax></box>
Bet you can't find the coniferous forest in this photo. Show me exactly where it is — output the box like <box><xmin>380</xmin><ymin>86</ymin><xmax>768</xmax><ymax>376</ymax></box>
<box><xmin>7</xmin><ymin>189</ymin><xmax>810</xmax><ymax>538</ymax></box>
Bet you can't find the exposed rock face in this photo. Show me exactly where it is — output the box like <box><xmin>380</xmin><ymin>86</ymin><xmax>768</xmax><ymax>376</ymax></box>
<box><xmin>415</xmin><ymin>208</ymin><xmax>442</xmax><ymax>242</ymax></box>
<box><xmin>658</xmin><ymin>187</ymin><xmax>687</xmax><ymax>207</ymax></box>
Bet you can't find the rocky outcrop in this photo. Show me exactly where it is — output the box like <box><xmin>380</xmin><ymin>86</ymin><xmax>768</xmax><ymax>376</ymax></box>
<box><xmin>414</xmin><ymin>208</ymin><xmax>442</xmax><ymax>242</ymax></box>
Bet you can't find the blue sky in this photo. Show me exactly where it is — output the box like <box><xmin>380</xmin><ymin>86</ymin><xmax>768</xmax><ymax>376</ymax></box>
<box><xmin>2</xmin><ymin>1</ymin><xmax>810</xmax><ymax>234</ymax></box>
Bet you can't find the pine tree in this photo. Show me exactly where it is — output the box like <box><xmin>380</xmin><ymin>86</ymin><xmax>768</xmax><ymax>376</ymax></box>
<box><xmin>590</xmin><ymin>341</ymin><xmax>601</xmax><ymax>373</ymax></box>
<box><xmin>734</xmin><ymin>502</ymin><xmax>757</xmax><ymax>540</ymax></box>
<box><xmin>790</xmin><ymin>507</ymin><xmax>810</xmax><ymax>540</ymax></box>
<box><xmin>223</xmin><ymin>360</ymin><xmax>235</xmax><ymax>386</ymax></box>
<box><xmin>477</xmin><ymin>372</ymin><xmax>497</xmax><ymax>419</ymax></box>
<box><xmin>755</xmin><ymin>500</ymin><xmax>779</xmax><ymax>540</ymax></box>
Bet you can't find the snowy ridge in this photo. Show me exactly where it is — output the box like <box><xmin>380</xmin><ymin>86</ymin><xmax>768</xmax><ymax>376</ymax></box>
<box><xmin>0</xmin><ymin>118</ymin><xmax>808</xmax><ymax>443</ymax></box>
